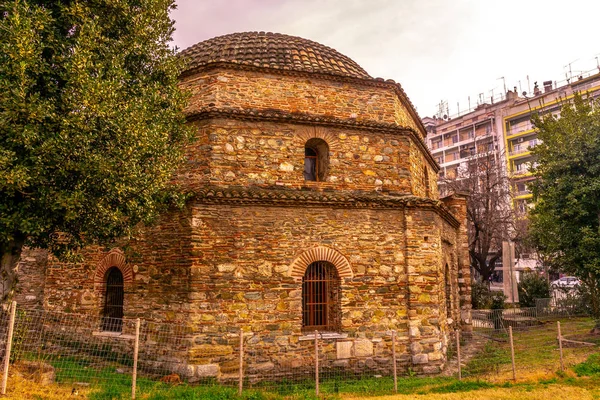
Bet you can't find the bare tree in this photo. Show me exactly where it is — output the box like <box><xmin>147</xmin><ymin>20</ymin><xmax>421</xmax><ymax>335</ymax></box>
<box><xmin>441</xmin><ymin>151</ymin><xmax>514</xmax><ymax>283</ymax></box>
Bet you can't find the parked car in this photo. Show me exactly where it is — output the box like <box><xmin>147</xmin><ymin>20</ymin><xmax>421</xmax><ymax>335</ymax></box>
<box><xmin>551</xmin><ymin>276</ymin><xmax>580</xmax><ymax>289</ymax></box>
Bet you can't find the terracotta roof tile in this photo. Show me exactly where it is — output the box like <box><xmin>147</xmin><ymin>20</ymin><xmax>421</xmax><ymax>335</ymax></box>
<box><xmin>179</xmin><ymin>32</ymin><xmax>371</xmax><ymax>79</ymax></box>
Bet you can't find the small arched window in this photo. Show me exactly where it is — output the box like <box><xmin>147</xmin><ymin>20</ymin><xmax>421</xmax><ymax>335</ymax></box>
<box><xmin>302</xmin><ymin>261</ymin><xmax>340</xmax><ymax>332</ymax></box>
<box><xmin>304</xmin><ymin>138</ymin><xmax>329</xmax><ymax>182</ymax></box>
<box><xmin>102</xmin><ymin>267</ymin><xmax>124</xmax><ymax>332</ymax></box>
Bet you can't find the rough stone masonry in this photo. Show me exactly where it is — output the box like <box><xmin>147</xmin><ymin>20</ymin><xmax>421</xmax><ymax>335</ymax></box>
<box><xmin>16</xmin><ymin>32</ymin><xmax>471</xmax><ymax>380</ymax></box>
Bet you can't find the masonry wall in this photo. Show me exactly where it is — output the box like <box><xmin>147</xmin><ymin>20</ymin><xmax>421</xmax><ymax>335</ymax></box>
<box><xmin>178</xmin><ymin>119</ymin><xmax>416</xmax><ymax>194</ymax></box>
<box><xmin>41</xmin><ymin>207</ymin><xmax>194</xmax><ymax>324</ymax></box>
<box><xmin>15</xmin><ymin>248</ymin><xmax>48</xmax><ymax>308</ymax></box>
<box><xmin>181</xmin><ymin>70</ymin><xmax>422</xmax><ymax>133</ymax></box>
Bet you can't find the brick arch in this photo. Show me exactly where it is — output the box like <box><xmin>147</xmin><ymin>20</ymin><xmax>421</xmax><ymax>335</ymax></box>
<box><xmin>289</xmin><ymin>246</ymin><xmax>353</xmax><ymax>282</ymax></box>
<box><xmin>296</xmin><ymin>126</ymin><xmax>339</xmax><ymax>149</ymax></box>
<box><xmin>94</xmin><ymin>248</ymin><xmax>134</xmax><ymax>285</ymax></box>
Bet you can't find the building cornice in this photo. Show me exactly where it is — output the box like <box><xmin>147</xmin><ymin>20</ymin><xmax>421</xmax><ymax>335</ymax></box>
<box><xmin>191</xmin><ymin>186</ymin><xmax>460</xmax><ymax>228</ymax></box>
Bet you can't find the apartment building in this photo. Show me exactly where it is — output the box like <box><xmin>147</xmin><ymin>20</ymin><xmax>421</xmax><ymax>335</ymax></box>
<box><xmin>504</xmin><ymin>72</ymin><xmax>600</xmax><ymax>215</ymax></box>
<box><xmin>425</xmin><ymin>69</ymin><xmax>600</xmax><ymax>286</ymax></box>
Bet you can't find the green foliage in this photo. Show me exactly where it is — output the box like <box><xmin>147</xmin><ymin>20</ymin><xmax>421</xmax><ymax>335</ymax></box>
<box><xmin>529</xmin><ymin>94</ymin><xmax>600</xmax><ymax>316</ymax></box>
<box><xmin>517</xmin><ymin>272</ymin><xmax>550</xmax><ymax>307</ymax></box>
<box><xmin>0</xmin><ymin>0</ymin><xmax>192</xmax><ymax>270</ymax></box>
<box><xmin>471</xmin><ymin>281</ymin><xmax>506</xmax><ymax>309</ymax></box>
<box><xmin>573</xmin><ymin>353</ymin><xmax>600</xmax><ymax>376</ymax></box>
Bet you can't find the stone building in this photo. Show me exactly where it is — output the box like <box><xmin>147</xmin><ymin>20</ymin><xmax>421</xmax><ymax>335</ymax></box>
<box><xmin>17</xmin><ymin>32</ymin><xmax>471</xmax><ymax>377</ymax></box>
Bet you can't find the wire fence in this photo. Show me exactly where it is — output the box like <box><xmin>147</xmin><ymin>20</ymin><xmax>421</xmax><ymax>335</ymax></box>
<box><xmin>0</xmin><ymin>302</ymin><xmax>598</xmax><ymax>398</ymax></box>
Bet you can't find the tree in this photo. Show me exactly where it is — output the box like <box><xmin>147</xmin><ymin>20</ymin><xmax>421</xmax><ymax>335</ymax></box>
<box><xmin>442</xmin><ymin>151</ymin><xmax>514</xmax><ymax>283</ymax></box>
<box><xmin>0</xmin><ymin>0</ymin><xmax>192</xmax><ymax>301</ymax></box>
<box><xmin>529</xmin><ymin>93</ymin><xmax>600</xmax><ymax>318</ymax></box>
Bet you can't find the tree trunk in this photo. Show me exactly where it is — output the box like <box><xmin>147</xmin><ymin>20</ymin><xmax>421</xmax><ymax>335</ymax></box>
<box><xmin>0</xmin><ymin>237</ymin><xmax>26</xmax><ymax>305</ymax></box>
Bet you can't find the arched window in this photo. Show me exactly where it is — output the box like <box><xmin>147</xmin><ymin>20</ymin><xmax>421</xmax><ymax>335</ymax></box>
<box><xmin>304</xmin><ymin>138</ymin><xmax>329</xmax><ymax>182</ymax></box>
<box><xmin>102</xmin><ymin>267</ymin><xmax>124</xmax><ymax>332</ymax></box>
<box><xmin>445</xmin><ymin>264</ymin><xmax>452</xmax><ymax>319</ymax></box>
<box><xmin>302</xmin><ymin>261</ymin><xmax>340</xmax><ymax>332</ymax></box>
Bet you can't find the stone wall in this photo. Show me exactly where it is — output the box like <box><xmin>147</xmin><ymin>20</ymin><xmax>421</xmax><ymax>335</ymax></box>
<box><xmin>179</xmin><ymin>119</ymin><xmax>417</xmax><ymax>195</ymax></box>
<box><xmin>15</xmin><ymin>248</ymin><xmax>47</xmax><ymax>308</ymax></box>
<box><xmin>181</xmin><ymin>69</ymin><xmax>422</xmax><ymax>133</ymax></box>
<box><xmin>41</xmin><ymin>207</ymin><xmax>194</xmax><ymax>323</ymax></box>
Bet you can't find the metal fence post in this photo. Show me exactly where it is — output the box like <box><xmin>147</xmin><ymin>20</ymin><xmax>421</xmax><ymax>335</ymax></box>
<box><xmin>238</xmin><ymin>328</ymin><xmax>244</xmax><ymax>395</ymax></box>
<box><xmin>456</xmin><ymin>329</ymin><xmax>462</xmax><ymax>380</ymax></box>
<box><xmin>314</xmin><ymin>330</ymin><xmax>319</xmax><ymax>397</ymax></box>
<box><xmin>1</xmin><ymin>301</ymin><xmax>17</xmax><ymax>395</ymax></box>
<box><xmin>508</xmin><ymin>326</ymin><xmax>516</xmax><ymax>381</ymax></box>
<box><xmin>557</xmin><ymin>321</ymin><xmax>564</xmax><ymax>372</ymax></box>
<box><xmin>392</xmin><ymin>330</ymin><xmax>397</xmax><ymax>392</ymax></box>
<box><xmin>131</xmin><ymin>318</ymin><xmax>140</xmax><ymax>399</ymax></box>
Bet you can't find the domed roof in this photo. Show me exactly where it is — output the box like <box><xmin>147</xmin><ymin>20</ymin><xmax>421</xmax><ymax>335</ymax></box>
<box><xmin>179</xmin><ymin>32</ymin><xmax>371</xmax><ymax>79</ymax></box>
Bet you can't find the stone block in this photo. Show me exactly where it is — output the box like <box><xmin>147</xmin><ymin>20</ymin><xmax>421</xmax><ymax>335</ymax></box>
<box><xmin>196</xmin><ymin>364</ymin><xmax>219</xmax><ymax>378</ymax></box>
<box><xmin>253</xmin><ymin>362</ymin><xmax>275</xmax><ymax>372</ymax></box>
<box><xmin>422</xmin><ymin>365</ymin><xmax>440</xmax><ymax>374</ymax></box>
<box><xmin>336</xmin><ymin>341</ymin><xmax>352</xmax><ymax>359</ymax></box>
<box><xmin>353</xmin><ymin>339</ymin><xmax>373</xmax><ymax>357</ymax></box>
<box><xmin>412</xmin><ymin>354</ymin><xmax>428</xmax><ymax>364</ymax></box>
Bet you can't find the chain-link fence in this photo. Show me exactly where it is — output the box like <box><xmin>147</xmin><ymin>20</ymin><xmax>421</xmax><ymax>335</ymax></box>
<box><xmin>0</xmin><ymin>302</ymin><xmax>598</xmax><ymax>398</ymax></box>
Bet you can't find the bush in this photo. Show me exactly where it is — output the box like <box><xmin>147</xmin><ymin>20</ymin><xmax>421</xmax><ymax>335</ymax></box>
<box><xmin>472</xmin><ymin>281</ymin><xmax>506</xmax><ymax>310</ymax></box>
<box><xmin>517</xmin><ymin>272</ymin><xmax>550</xmax><ymax>307</ymax></box>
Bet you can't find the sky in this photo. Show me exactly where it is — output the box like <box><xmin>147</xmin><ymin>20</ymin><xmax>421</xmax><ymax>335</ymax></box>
<box><xmin>170</xmin><ymin>0</ymin><xmax>600</xmax><ymax>118</ymax></box>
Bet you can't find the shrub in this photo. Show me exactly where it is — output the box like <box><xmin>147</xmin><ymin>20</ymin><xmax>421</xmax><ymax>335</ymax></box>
<box><xmin>517</xmin><ymin>272</ymin><xmax>550</xmax><ymax>307</ymax></box>
<box><xmin>472</xmin><ymin>281</ymin><xmax>506</xmax><ymax>310</ymax></box>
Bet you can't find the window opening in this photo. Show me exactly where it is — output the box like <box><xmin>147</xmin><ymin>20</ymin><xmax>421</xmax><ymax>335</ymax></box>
<box><xmin>302</xmin><ymin>261</ymin><xmax>340</xmax><ymax>331</ymax></box>
<box><xmin>102</xmin><ymin>267</ymin><xmax>124</xmax><ymax>332</ymax></box>
<box><xmin>303</xmin><ymin>138</ymin><xmax>329</xmax><ymax>182</ymax></box>
<box><xmin>304</xmin><ymin>147</ymin><xmax>318</xmax><ymax>181</ymax></box>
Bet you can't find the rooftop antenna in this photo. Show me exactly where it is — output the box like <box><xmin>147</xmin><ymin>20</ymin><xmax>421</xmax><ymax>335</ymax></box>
<box><xmin>595</xmin><ymin>55</ymin><xmax>600</xmax><ymax>71</ymax></box>
<box><xmin>527</xmin><ymin>75</ymin><xmax>531</xmax><ymax>94</ymax></box>
<box><xmin>564</xmin><ymin>59</ymin><xmax>579</xmax><ymax>83</ymax></box>
<box><xmin>468</xmin><ymin>96</ymin><xmax>471</xmax><ymax>111</ymax></box>
<box><xmin>498</xmin><ymin>76</ymin><xmax>507</xmax><ymax>94</ymax></box>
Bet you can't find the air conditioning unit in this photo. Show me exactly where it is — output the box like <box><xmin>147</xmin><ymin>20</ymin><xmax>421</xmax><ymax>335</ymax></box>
<box><xmin>517</xmin><ymin>137</ymin><xmax>524</xmax><ymax>143</ymax></box>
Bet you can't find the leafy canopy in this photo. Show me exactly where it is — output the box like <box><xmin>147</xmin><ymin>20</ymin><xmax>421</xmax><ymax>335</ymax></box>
<box><xmin>0</xmin><ymin>0</ymin><xmax>192</xmax><ymax>257</ymax></box>
<box><xmin>529</xmin><ymin>93</ymin><xmax>600</xmax><ymax>314</ymax></box>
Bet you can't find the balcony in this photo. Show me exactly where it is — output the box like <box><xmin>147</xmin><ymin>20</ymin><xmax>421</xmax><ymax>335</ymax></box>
<box><xmin>509</xmin><ymin>140</ymin><xmax>541</xmax><ymax>156</ymax></box>
<box><xmin>515</xmin><ymin>189</ymin><xmax>532</xmax><ymax>197</ymax></box>
<box><xmin>506</xmin><ymin>122</ymin><xmax>534</xmax><ymax>136</ymax></box>
<box><xmin>512</xmin><ymin>168</ymin><xmax>531</xmax><ymax>177</ymax></box>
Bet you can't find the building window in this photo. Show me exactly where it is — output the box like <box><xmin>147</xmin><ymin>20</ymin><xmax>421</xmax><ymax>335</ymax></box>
<box><xmin>302</xmin><ymin>261</ymin><xmax>340</xmax><ymax>332</ymax></box>
<box><xmin>102</xmin><ymin>267</ymin><xmax>124</xmax><ymax>332</ymax></box>
<box><xmin>303</xmin><ymin>138</ymin><xmax>329</xmax><ymax>181</ymax></box>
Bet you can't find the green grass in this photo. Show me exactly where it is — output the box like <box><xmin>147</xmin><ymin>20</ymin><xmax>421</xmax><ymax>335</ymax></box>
<box><xmin>573</xmin><ymin>353</ymin><xmax>600</xmax><ymax>376</ymax></box>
